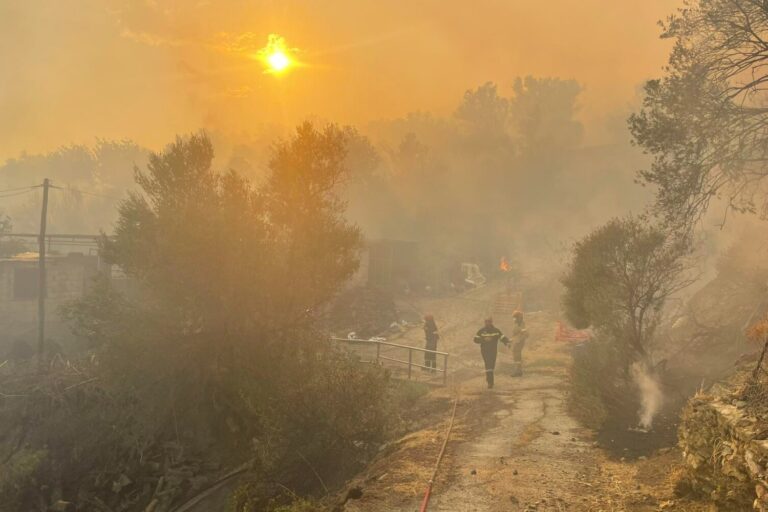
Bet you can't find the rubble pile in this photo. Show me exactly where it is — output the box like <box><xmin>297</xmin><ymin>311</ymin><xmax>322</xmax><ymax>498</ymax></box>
<box><xmin>679</xmin><ymin>384</ymin><xmax>768</xmax><ymax>510</ymax></box>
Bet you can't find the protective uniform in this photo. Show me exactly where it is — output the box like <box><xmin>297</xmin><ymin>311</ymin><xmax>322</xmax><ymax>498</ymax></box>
<box><xmin>474</xmin><ymin>319</ymin><xmax>510</xmax><ymax>388</ymax></box>
<box><xmin>510</xmin><ymin>311</ymin><xmax>529</xmax><ymax>377</ymax></box>
<box><xmin>423</xmin><ymin>315</ymin><xmax>439</xmax><ymax>372</ymax></box>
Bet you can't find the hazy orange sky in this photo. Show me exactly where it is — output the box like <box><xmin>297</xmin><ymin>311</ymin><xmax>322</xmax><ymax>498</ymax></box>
<box><xmin>0</xmin><ymin>1</ymin><xmax>680</xmax><ymax>159</ymax></box>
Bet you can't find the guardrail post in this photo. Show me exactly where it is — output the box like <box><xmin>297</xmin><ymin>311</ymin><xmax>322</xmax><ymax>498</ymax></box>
<box><xmin>408</xmin><ymin>349</ymin><xmax>412</xmax><ymax>380</ymax></box>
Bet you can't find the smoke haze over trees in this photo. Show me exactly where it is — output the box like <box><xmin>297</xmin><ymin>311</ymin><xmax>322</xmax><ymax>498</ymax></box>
<box><xmin>346</xmin><ymin>78</ymin><xmax>650</xmax><ymax>275</ymax></box>
<box><xmin>0</xmin><ymin>78</ymin><xmax>650</xmax><ymax>280</ymax></box>
<box><xmin>0</xmin><ymin>140</ymin><xmax>147</xmax><ymax>233</ymax></box>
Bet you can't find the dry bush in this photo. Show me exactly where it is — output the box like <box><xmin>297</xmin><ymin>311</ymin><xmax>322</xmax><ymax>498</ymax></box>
<box><xmin>738</xmin><ymin>316</ymin><xmax>768</xmax><ymax>414</ymax></box>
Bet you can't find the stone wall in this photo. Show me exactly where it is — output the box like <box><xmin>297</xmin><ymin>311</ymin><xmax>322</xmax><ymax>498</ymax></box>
<box><xmin>679</xmin><ymin>391</ymin><xmax>768</xmax><ymax>510</ymax></box>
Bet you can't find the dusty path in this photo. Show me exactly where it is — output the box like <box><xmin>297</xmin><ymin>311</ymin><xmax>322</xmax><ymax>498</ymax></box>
<box><xmin>431</xmin><ymin>373</ymin><xmax>600</xmax><ymax>512</ymax></box>
<box><xmin>344</xmin><ymin>283</ymin><xmax>605</xmax><ymax>511</ymax></box>
<box><xmin>342</xmin><ymin>284</ymin><xmax>702</xmax><ymax>512</ymax></box>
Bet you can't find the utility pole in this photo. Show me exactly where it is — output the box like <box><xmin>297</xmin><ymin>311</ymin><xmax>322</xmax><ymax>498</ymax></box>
<box><xmin>37</xmin><ymin>178</ymin><xmax>50</xmax><ymax>368</ymax></box>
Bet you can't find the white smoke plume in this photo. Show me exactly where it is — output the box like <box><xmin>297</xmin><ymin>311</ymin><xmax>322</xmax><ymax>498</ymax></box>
<box><xmin>630</xmin><ymin>362</ymin><xmax>663</xmax><ymax>430</ymax></box>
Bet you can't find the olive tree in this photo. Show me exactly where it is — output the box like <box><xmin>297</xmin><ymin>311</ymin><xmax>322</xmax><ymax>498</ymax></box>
<box><xmin>562</xmin><ymin>217</ymin><xmax>693</xmax><ymax>361</ymax></box>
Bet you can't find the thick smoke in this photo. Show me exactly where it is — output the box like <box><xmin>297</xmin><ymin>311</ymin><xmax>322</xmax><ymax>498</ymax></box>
<box><xmin>0</xmin><ymin>78</ymin><xmax>650</xmax><ymax>288</ymax></box>
<box><xmin>342</xmin><ymin>79</ymin><xmax>651</xmax><ymax>285</ymax></box>
<box><xmin>631</xmin><ymin>362</ymin><xmax>664</xmax><ymax>430</ymax></box>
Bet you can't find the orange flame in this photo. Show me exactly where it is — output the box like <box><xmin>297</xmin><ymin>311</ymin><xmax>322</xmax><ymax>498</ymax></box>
<box><xmin>500</xmin><ymin>257</ymin><xmax>511</xmax><ymax>272</ymax></box>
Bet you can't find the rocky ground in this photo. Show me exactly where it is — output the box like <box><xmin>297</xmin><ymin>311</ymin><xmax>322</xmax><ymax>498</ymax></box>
<box><xmin>339</xmin><ymin>283</ymin><xmax>716</xmax><ymax>512</ymax></box>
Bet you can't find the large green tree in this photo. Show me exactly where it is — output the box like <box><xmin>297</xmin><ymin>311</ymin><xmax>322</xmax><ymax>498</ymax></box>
<box><xmin>562</xmin><ymin>217</ymin><xmax>693</xmax><ymax>360</ymax></box>
<box><xmin>630</xmin><ymin>0</ymin><xmax>768</xmax><ymax>228</ymax></box>
<box><xmin>104</xmin><ymin>124</ymin><xmax>361</xmax><ymax>336</ymax></box>
<box><xmin>60</xmin><ymin>125</ymin><xmax>388</xmax><ymax>502</ymax></box>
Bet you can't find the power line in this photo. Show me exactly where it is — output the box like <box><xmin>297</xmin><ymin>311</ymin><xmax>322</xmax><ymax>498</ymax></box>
<box><xmin>49</xmin><ymin>185</ymin><xmax>124</xmax><ymax>202</ymax></box>
<box><xmin>0</xmin><ymin>189</ymin><xmax>36</xmax><ymax>200</ymax></box>
<box><xmin>0</xmin><ymin>185</ymin><xmax>41</xmax><ymax>194</ymax></box>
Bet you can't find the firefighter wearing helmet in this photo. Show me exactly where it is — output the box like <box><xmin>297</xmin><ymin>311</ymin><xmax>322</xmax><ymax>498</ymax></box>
<box><xmin>473</xmin><ymin>317</ymin><xmax>510</xmax><ymax>389</ymax></box>
<box><xmin>423</xmin><ymin>314</ymin><xmax>439</xmax><ymax>372</ymax></box>
<box><xmin>510</xmin><ymin>310</ymin><xmax>529</xmax><ymax>377</ymax></box>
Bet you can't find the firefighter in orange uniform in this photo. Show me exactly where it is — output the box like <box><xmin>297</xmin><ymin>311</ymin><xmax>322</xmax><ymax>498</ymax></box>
<box><xmin>510</xmin><ymin>310</ymin><xmax>529</xmax><ymax>377</ymax></box>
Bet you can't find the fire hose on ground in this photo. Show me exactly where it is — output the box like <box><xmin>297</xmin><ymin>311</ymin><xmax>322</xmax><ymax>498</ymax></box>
<box><xmin>418</xmin><ymin>396</ymin><xmax>459</xmax><ymax>512</ymax></box>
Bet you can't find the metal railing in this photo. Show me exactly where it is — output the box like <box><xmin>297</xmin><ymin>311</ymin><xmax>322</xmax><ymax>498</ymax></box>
<box><xmin>331</xmin><ymin>337</ymin><xmax>450</xmax><ymax>385</ymax></box>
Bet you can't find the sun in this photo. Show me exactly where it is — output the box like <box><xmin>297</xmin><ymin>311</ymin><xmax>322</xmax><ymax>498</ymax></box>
<box><xmin>257</xmin><ymin>34</ymin><xmax>296</xmax><ymax>74</ymax></box>
<box><xmin>267</xmin><ymin>50</ymin><xmax>291</xmax><ymax>72</ymax></box>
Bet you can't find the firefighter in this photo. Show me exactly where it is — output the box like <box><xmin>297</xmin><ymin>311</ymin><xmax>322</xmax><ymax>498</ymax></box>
<box><xmin>473</xmin><ymin>317</ymin><xmax>510</xmax><ymax>389</ymax></box>
<box><xmin>423</xmin><ymin>314</ymin><xmax>439</xmax><ymax>372</ymax></box>
<box><xmin>510</xmin><ymin>310</ymin><xmax>529</xmax><ymax>377</ymax></box>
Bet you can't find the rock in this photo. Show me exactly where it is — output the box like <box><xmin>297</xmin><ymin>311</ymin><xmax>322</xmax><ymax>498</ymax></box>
<box><xmin>745</xmin><ymin>450</ymin><xmax>763</xmax><ymax>475</ymax></box>
<box><xmin>551</xmin><ymin>431</ymin><xmax>560</xmax><ymax>435</ymax></box>
<box><xmin>49</xmin><ymin>501</ymin><xmax>74</xmax><ymax>512</ymax></box>
<box><xmin>470</xmin><ymin>469</ymin><xmax>477</xmax><ymax>475</ymax></box>
<box><xmin>513</xmin><ymin>469</ymin><xmax>518</xmax><ymax>475</ymax></box>
<box><xmin>345</xmin><ymin>487</ymin><xmax>363</xmax><ymax>501</ymax></box>
<box><xmin>112</xmin><ymin>474</ymin><xmax>132</xmax><ymax>494</ymax></box>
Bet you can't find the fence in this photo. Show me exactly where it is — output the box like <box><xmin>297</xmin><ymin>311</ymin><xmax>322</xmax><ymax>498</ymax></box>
<box><xmin>331</xmin><ymin>337</ymin><xmax>450</xmax><ymax>385</ymax></box>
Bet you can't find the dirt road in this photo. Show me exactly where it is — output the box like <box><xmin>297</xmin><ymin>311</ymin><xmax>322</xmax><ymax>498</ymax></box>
<box><xmin>342</xmin><ymin>284</ymin><xmax>703</xmax><ymax>512</ymax></box>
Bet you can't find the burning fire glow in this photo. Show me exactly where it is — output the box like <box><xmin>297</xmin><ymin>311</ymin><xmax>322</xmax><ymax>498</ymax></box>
<box><xmin>500</xmin><ymin>257</ymin><xmax>511</xmax><ymax>272</ymax></box>
<box><xmin>257</xmin><ymin>34</ymin><xmax>295</xmax><ymax>74</ymax></box>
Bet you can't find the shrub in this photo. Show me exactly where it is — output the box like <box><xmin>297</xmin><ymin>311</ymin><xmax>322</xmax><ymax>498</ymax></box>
<box><xmin>567</xmin><ymin>336</ymin><xmax>633</xmax><ymax>429</ymax></box>
<box><xmin>0</xmin><ymin>449</ymin><xmax>46</xmax><ymax>511</ymax></box>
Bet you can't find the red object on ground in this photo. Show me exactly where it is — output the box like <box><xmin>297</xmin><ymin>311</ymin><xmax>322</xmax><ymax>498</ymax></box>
<box><xmin>419</xmin><ymin>486</ymin><xmax>433</xmax><ymax>512</ymax></box>
<box><xmin>555</xmin><ymin>322</ymin><xmax>591</xmax><ymax>342</ymax></box>
<box><xmin>419</xmin><ymin>397</ymin><xmax>458</xmax><ymax>512</ymax></box>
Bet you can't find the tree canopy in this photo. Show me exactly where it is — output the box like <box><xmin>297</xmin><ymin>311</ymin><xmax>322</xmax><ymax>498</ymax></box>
<box><xmin>630</xmin><ymin>0</ymin><xmax>768</xmax><ymax>228</ymax></box>
<box><xmin>62</xmin><ymin>125</ymin><xmax>385</xmax><ymax>498</ymax></box>
<box><xmin>562</xmin><ymin>217</ymin><xmax>692</xmax><ymax>360</ymax></box>
<box><xmin>103</xmin><ymin>124</ymin><xmax>361</xmax><ymax>337</ymax></box>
